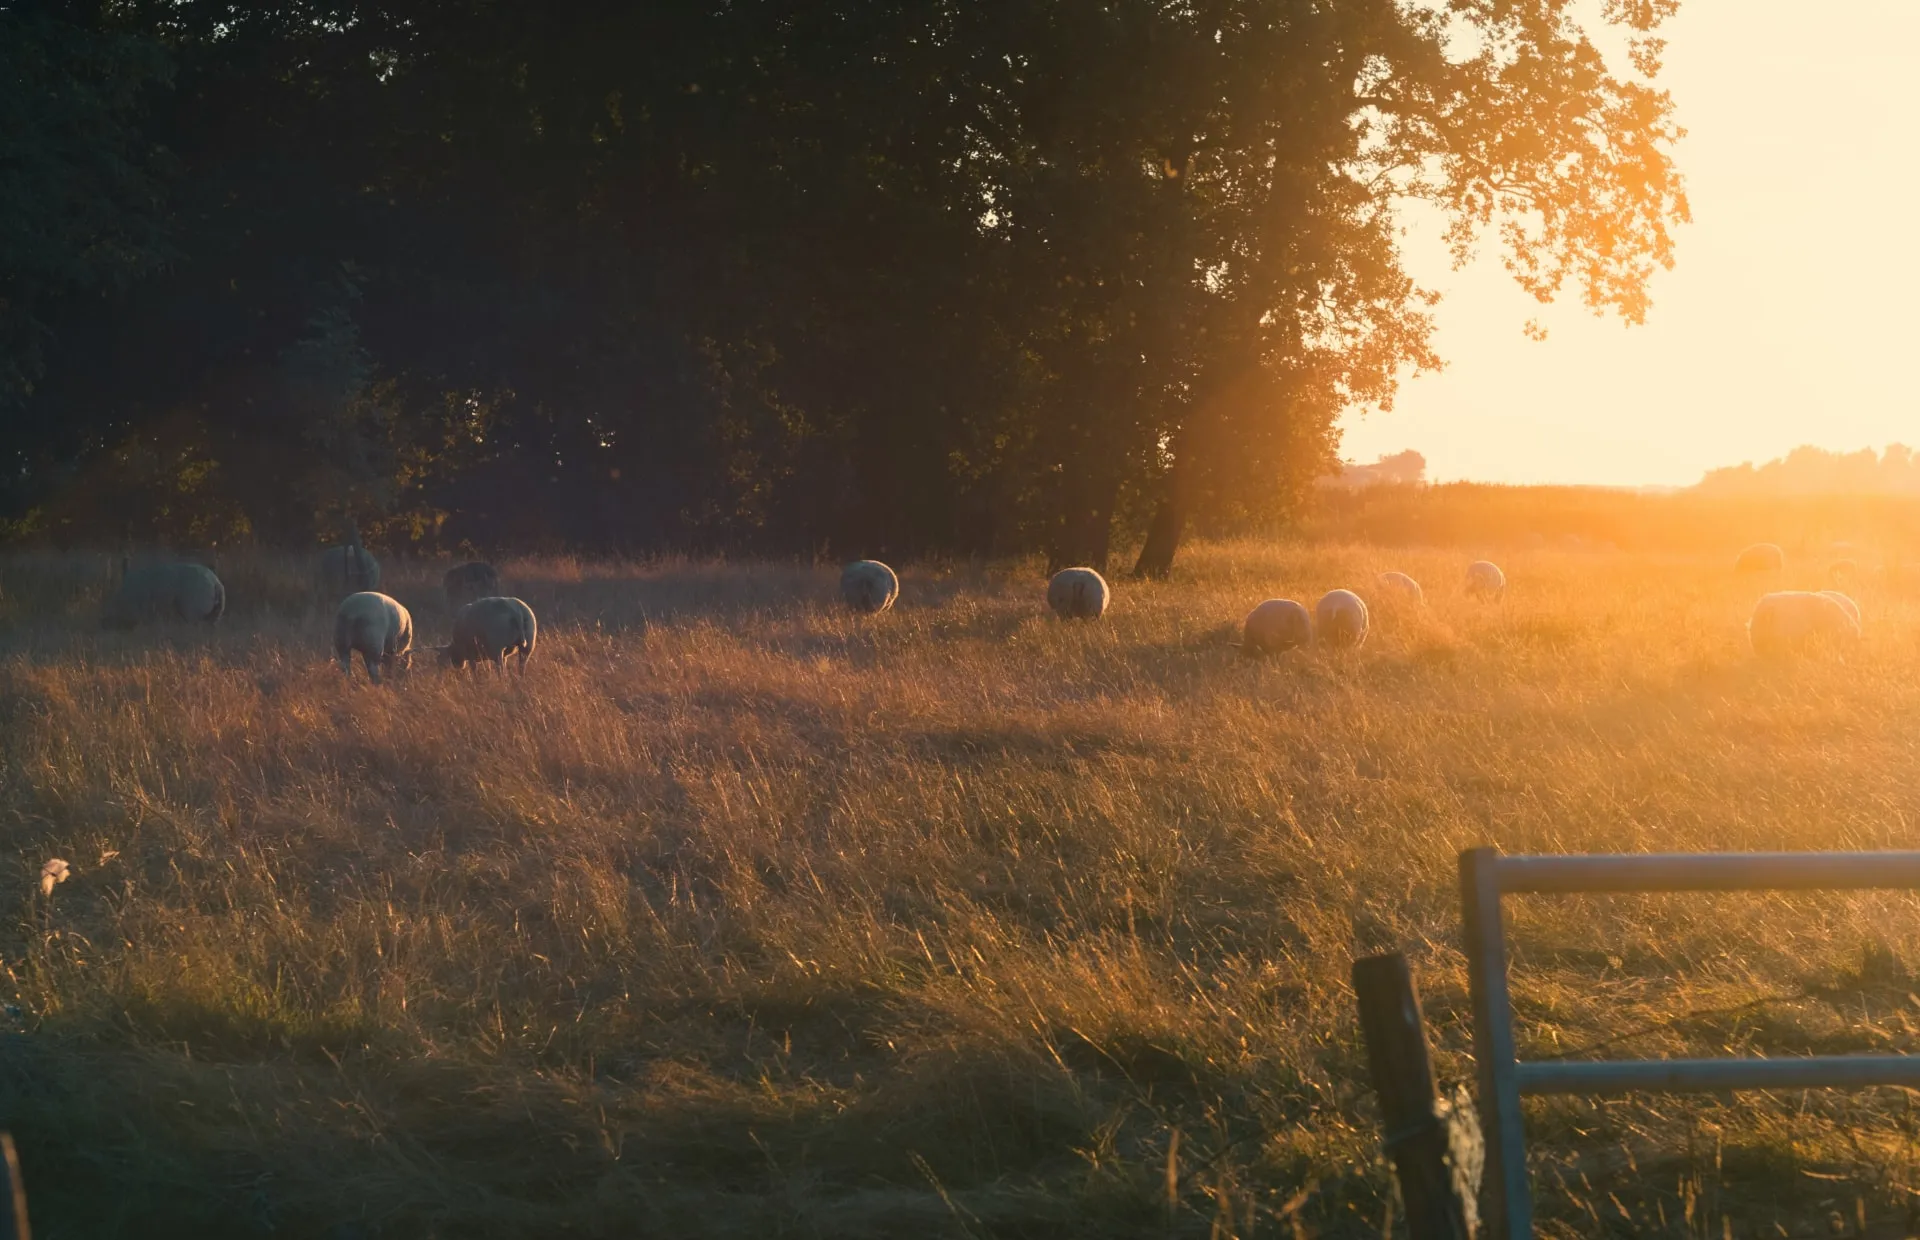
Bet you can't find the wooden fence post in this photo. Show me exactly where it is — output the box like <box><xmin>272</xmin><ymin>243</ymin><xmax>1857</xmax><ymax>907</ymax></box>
<box><xmin>1354</xmin><ymin>953</ymin><xmax>1478</xmax><ymax>1240</ymax></box>
<box><xmin>1</xmin><ymin>1133</ymin><xmax>28</xmax><ymax>1240</ymax></box>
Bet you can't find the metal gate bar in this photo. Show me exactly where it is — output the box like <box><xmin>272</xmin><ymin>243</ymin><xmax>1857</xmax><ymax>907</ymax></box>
<box><xmin>1460</xmin><ymin>846</ymin><xmax>1920</xmax><ymax>1240</ymax></box>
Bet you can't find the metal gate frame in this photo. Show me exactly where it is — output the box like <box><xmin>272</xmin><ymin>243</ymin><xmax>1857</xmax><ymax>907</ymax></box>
<box><xmin>1461</xmin><ymin>846</ymin><xmax>1920</xmax><ymax>1240</ymax></box>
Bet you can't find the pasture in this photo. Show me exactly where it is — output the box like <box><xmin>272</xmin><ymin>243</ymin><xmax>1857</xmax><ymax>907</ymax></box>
<box><xmin>1</xmin><ymin>541</ymin><xmax>1918</xmax><ymax>1237</ymax></box>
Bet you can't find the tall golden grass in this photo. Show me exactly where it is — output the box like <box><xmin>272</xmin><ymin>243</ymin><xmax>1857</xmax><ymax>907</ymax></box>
<box><xmin>2</xmin><ymin>532</ymin><xmax>1918</xmax><ymax>1237</ymax></box>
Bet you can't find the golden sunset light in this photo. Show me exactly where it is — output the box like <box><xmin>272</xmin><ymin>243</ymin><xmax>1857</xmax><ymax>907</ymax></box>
<box><xmin>7</xmin><ymin>3</ymin><xmax>1920</xmax><ymax>1236</ymax></box>
<box><xmin>1343</xmin><ymin>0</ymin><xmax>1920</xmax><ymax>485</ymax></box>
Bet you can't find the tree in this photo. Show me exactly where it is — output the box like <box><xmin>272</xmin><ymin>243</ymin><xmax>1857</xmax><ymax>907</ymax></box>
<box><xmin>1</xmin><ymin>0</ymin><xmax>1688</xmax><ymax>562</ymax></box>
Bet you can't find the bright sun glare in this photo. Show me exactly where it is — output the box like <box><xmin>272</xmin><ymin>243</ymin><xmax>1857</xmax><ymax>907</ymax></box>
<box><xmin>1339</xmin><ymin>0</ymin><xmax>1920</xmax><ymax>487</ymax></box>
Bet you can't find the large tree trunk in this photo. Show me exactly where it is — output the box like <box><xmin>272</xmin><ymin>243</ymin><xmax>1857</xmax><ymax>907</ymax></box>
<box><xmin>1133</xmin><ymin>424</ymin><xmax>1192</xmax><ymax>579</ymax></box>
<box><xmin>1131</xmin><ymin>492</ymin><xmax>1185</xmax><ymax>579</ymax></box>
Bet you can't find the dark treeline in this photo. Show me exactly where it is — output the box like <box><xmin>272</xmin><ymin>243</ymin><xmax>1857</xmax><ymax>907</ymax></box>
<box><xmin>2</xmin><ymin>0</ymin><xmax>1686</xmax><ymax>571</ymax></box>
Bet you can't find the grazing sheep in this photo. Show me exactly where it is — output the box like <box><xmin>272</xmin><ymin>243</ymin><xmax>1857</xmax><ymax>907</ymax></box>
<box><xmin>444</xmin><ymin>561</ymin><xmax>501</xmax><ymax>612</ymax></box>
<box><xmin>1817</xmin><ymin>589</ymin><xmax>1862</xmax><ymax>629</ymax></box>
<box><xmin>1242</xmin><ymin>599</ymin><xmax>1312</xmax><ymax>654</ymax></box>
<box><xmin>840</xmin><ymin>560</ymin><xmax>900</xmax><ymax>614</ymax></box>
<box><xmin>1315</xmin><ymin>589</ymin><xmax>1370</xmax><ymax>649</ymax></box>
<box><xmin>333</xmin><ymin>591</ymin><xmax>413</xmax><ymax>684</ymax></box>
<box><xmin>1748</xmin><ymin>590</ymin><xmax>1859</xmax><ymax>658</ymax></box>
<box><xmin>1047</xmin><ymin>567</ymin><xmax>1110</xmax><ymax>620</ymax></box>
<box><xmin>1377</xmin><ymin>571</ymin><xmax>1424</xmax><ymax>604</ymax></box>
<box><xmin>101</xmin><ymin>561</ymin><xmax>225</xmax><ymax>629</ymax></box>
<box><xmin>439</xmin><ymin>596</ymin><xmax>538</xmax><ymax>673</ymax></box>
<box><xmin>1466</xmin><ymin>560</ymin><xmax>1506</xmax><ymax>598</ymax></box>
<box><xmin>1734</xmin><ymin>543</ymin><xmax>1785</xmax><ymax>573</ymax></box>
<box><xmin>316</xmin><ymin>535</ymin><xmax>381</xmax><ymax>599</ymax></box>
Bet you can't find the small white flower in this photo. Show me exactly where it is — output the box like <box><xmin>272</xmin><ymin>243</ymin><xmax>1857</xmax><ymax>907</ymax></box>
<box><xmin>39</xmin><ymin>859</ymin><xmax>70</xmax><ymax>897</ymax></box>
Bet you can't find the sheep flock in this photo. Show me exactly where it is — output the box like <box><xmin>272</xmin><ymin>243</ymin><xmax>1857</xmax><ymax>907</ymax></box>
<box><xmin>87</xmin><ymin>537</ymin><xmax>1887</xmax><ymax>681</ymax></box>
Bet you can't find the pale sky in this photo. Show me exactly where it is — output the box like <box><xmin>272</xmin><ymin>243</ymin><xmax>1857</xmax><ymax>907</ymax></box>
<box><xmin>1337</xmin><ymin>0</ymin><xmax>1920</xmax><ymax>487</ymax></box>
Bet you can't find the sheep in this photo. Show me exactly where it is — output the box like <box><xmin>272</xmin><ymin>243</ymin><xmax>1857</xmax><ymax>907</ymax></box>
<box><xmin>333</xmin><ymin>591</ymin><xmax>413</xmax><ymax>684</ymax></box>
<box><xmin>1829</xmin><ymin>558</ymin><xmax>1858</xmax><ymax>585</ymax></box>
<box><xmin>1377</xmin><ymin>571</ymin><xmax>1424</xmax><ymax>604</ymax></box>
<box><xmin>101</xmin><ymin>560</ymin><xmax>225</xmax><ymax>629</ymax></box>
<box><xmin>316</xmin><ymin>533</ymin><xmax>381</xmax><ymax>600</ymax></box>
<box><xmin>1734</xmin><ymin>542</ymin><xmax>1785</xmax><ymax>573</ymax></box>
<box><xmin>1315</xmin><ymin>589</ymin><xmax>1370</xmax><ymax>649</ymax></box>
<box><xmin>840</xmin><ymin>560</ymin><xmax>900</xmax><ymax>614</ymax></box>
<box><xmin>1242</xmin><ymin>599</ymin><xmax>1312</xmax><ymax>654</ymax></box>
<box><xmin>439</xmin><ymin>596</ymin><xmax>538</xmax><ymax>673</ymax></box>
<box><xmin>1747</xmin><ymin>590</ymin><xmax>1859</xmax><ymax>658</ymax></box>
<box><xmin>1817</xmin><ymin>589</ymin><xmax>1862</xmax><ymax>629</ymax></box>
<box><xmin>1466</xmin><ymin>560</ymin><xmax>1506</xmax><ymax>598</ymax></box>
<box><xmin>1047</xmin><ymin>567</ymin><xmax>1110</xmax><ymax>620</ymax></box>
<box><xmin>444</xmin><ymin>561</ymin><xmax>501</xmax><ymax>612</ymax></box>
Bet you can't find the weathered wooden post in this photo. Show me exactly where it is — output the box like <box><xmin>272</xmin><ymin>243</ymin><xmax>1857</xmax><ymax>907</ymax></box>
<box><xmin>1</xmin><ymin>1133</ymin><xmax>30</xmax><ymax>1240</ymax></box>
<box><xmin>1353</xmin><ymin>953</ymin><xmax>1479</xmax><ymax>1240</ymax></box>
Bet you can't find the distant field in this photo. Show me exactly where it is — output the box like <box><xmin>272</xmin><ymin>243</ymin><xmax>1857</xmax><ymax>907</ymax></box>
<box><xmin>2</xmin><ymin>540</ymin><xmax>1918</xmax><ymax>1237</ymax></box>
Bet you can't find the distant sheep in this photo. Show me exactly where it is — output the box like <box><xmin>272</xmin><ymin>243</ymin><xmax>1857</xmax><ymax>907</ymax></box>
<box><xmin>1315</xmin><ymin>589</ymin><xmax>1370</xmax><ymax>649</ymax></box>
<box><xmin>1748</xmin><ymin>590</ymin><xmax>1859</xmax><ymax>658</ymax></box>
<box><xmin>1377</xmin><ymin>571</ymin><xmax>1424</xmax><ymax>604</ymax></box>
<box><xmin>840</xmin><ymin>560</ymin><xmax>900</xmax><ymax>614</ymax></box>
<box><xmin>101</xmin><ymin>561</ymin><xmax>225</xmax><ymax>629</ymax></box>
<box><xmin>1047</xmin><ymin>567</ymin><xmax>1109</xmax><ymax>620</ymax></box>
<box><xmin>316</xmin><ymin>536</ymin><xmax>381</xmax><ymax>599</ymax></box>
<box><xmin>333</xmin><ymin>591</ymin><xmax>413</xmax><ymax>684</ymax></box>
<box><xmin>1817</xmin><ymin>589</ymin><xmax>1862</xmax><ymax>629</ymax></box>
<box><xmin>439</xmin><ymin>596</ymin><xmax>537</xmax><ymax>673</ymax></box>
<box><xmin>444</xmin><ymin>561</ymin><xmax>501</xmax><ymax>612</ymax></box>
<box><xmin>1242</xmin><ymin>599</ymin><xmax>1312</xmax><ymax>654</ymax></box>
<box><xmin>1734</xmin><ymin>543</ymin><xmax>1785</xmax><ymax>573</ymax></box>
<box><xmin>1828</xmin><ymin>559</ymin><xmax>1858</xmax><ymax>585</ymax></box>
<box><xmin>1466</xmin><ymin>560</ymin><xmax>1506</xmax><ymax>598</ymax></box>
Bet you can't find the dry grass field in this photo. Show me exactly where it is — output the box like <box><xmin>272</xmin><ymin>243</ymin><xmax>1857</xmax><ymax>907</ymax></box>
<box><xmin>2</xmin><ymin>536</ymin><xmax>1919</xmax><ymax>1238</ymax></box>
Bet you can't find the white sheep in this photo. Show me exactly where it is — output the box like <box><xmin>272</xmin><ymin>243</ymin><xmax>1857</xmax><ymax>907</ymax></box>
<box><xmin>1734</xmin><ymin>543</ymin><xmax>1785</xmax><ymax>573</ymax></box>
<box><xmin>443</xmin><ymin>561</ymin><xmax>500</xmax><ymax>612</ymax></box>
<box><xmin>333</xmin><ymin>591</ymin><xmax>413</xmax><ymax>684</ymax></box>
<box><xmin>840</xmin><ymin>560</ymin><xmax>900</xmax><ymax>614</ymax></box>
<box><xmin>1047</xmin><ymin>567</ymin><xmax>1110</xmax><ymax>620</ymax></box>
<box><xmin>1315</xmin><ymin>589</ymin><xmax>1370</xmax><ymax>649</ymax></box>
<box><xmin>1377</xmin><ymin>571</ymin><xmax>1424</xmax><ymax>604</ymax></box>
<box><xmin>1242</xmin><ymin>599</ymin><xmax>1312</xmax><ymax>654</ymax></box>
<box><xmin>1466</xmin><ymin>560</ymin><xmax>1506</xmax><ymax>598</ymax></box>
<box><xmin>1748</xmin><ymin>590</ymin><xmax>1859</xmax><ymax>658</ymax></box>
<box><xmin>101</xmin><ymin>560</ymin><xmax>225</xmax><ymax>629</ymax></box>
<box><xmin>439</xmin><ymin>596</ymin><xmax>537</xmax><ymax>673</ymax></box>
<box><xmin>1817</xmin><ymin>589</ymin><xmax>1862</xmax><ymax>629</ymax></box>
<box><xmin>317</xmin><ymin>535</ymin><xmax>381</xmax><ymax>599</ymax></box>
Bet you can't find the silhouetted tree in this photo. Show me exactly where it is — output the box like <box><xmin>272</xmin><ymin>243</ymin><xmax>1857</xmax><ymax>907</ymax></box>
<box><xmin>1</xmin><ymin>0</ymin><xmax>1688</xmax><ymax>564</ymax></box>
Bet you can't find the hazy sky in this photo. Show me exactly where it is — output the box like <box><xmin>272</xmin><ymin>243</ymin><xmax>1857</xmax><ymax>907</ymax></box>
<box><xmin>1337</xmin><ymin>1</ymin><xmax>1920</xmax><ymax>487</ymax></box>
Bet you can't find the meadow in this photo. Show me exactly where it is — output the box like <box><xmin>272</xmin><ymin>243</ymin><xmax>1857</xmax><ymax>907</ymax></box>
<box><xmin>1</xmin><ymin>530</ymin><xmax>1919</xmax><ymax>1238</ymax></box>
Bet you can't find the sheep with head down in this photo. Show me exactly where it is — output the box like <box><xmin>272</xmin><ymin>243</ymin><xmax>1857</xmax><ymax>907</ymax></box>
<box><xmin>1466</xmin><ymin>560</ymin><xmax>1506</xmax><ymax>598</ymax></box>
<box><xmin>1748</xmin><ymin>590</ymin><xmax>1859</xmax><ymax>658</ymax></box>
<box><xmin>333</xmin><ymin>591</ymin><xmax>413</xmax><ymax>684</ymax></box>
<box><xmin>1734</xmin><ymin>543</ymin><xmax>1785</xmax><ymax>574</ymax></box>
<box><xmin>1377</xmin><ymin>571</ymin><xmax>1424</xmax><ymax>604</ymax></box>
<box><xmin>101</xmin><ymin>560</ymin><xmax>226</xmax><ymax>629</ymax></box>
<box><xmin>840</xmin><ymin>560</ymin><xmax>899</xmax><ymax>614</ymax></box>
<box><xmin>439</xmin><ymin>596</ymin><xmax>537</xmax><ymax>674</ymax></box>
<box><xmin>1047</xmin><ymin>567</ymin><xmax>1109</xmax><ymax>620</ymax></box>
<box><xmin>1242</xmin><ymin>599</ymin><xmax>1312</xmax><ymax>654</ymax></box>
<box><xmin>1315</xmin><ymin>589</ymin><xmax>1370</xmax><ymax>649</ymax></box>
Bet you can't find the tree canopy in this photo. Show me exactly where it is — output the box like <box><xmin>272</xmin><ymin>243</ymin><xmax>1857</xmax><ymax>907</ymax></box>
<box><xmin>0</xmin><ymin>0</ymin><xmax>1688</xmax><ymax>568</ymax></box>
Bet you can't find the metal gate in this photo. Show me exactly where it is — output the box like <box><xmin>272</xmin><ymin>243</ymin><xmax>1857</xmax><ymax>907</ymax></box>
<box><xmin>1461</xmin><ymin>846</ymin><xmax>1920</xmax><ymax>1239</ymax></box>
